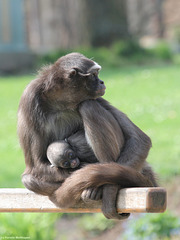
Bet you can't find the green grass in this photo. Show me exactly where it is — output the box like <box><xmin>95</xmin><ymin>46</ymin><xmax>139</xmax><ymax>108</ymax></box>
<box><xmin>0</xmin><ymin>75</ymin><xmax>32</xmax><ymax>187</ymax></box>
<box><xmin>0</xmin><ymin>64</ymin><xmax>179</xmax><ymax>188</ymax></box>
<box><xmin>101</xmin><ymin>64</ymin><xmax>180</xmax><ymax>180</ymax></box>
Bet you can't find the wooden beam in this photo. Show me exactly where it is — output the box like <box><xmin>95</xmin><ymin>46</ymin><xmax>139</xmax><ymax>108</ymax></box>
<box><xmin>0</xmin><ymin>187</ymin><xmax>166</xmax><ymax>213</ymax></box>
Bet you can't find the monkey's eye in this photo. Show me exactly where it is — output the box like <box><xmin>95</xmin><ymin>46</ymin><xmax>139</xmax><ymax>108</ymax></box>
<box><xmin>91</xmin><ymin>73</ymin><xmax>97</xmax><ymax>81</ymax></box>
<box><xmin>68</xmin><ymin>152</ymin><xmax>76</xmax><ymax>160</ymax></box>
<box><xmin>63</xmin><ymin>161</ymin><xmax>70</xmax><ymax>168</ymax></box>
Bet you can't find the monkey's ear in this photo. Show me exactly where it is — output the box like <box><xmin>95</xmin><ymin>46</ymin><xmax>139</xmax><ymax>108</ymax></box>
<box><xmin>69</xmin><ymin>69</ymin><xmax>77</xmax><ymax>76</ymax></box>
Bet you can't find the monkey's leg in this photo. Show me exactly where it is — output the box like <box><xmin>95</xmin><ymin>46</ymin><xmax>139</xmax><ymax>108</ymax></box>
<box><xmin>22</xmin><ymin>173</ymin><xmax>60</xmax><ymax>196</ymax></box>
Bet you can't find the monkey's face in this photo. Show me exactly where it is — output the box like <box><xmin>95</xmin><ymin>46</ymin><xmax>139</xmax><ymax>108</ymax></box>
<box><xmin>68</xmin><ymin>68</ymin><xmax>106</xmax><ymax>102</ymax></box>
<box><xmin>83</xmin><ymin>71</ymin><xmax>106</xmax><ymax>98</ymax></box>
<box><xmin>50</xmin><ymin>53</ymin><xmax>106</xmax><ymax>104</ymax></box>
<box><xmin>60</xmin><ymin>149</ymin><xmax>80</xmax><ymax>169</ymax></box>
<box><xmin>47</xmin><ymin>141</ymin><xmax>80</xmax><ymax>169</ymax></box>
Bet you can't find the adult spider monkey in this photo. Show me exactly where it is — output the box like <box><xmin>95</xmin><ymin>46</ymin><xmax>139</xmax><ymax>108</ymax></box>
<box><xmin>18</xmin><ymin>53</ymin><xmax>157</xmax><ymax>220</ymax></box>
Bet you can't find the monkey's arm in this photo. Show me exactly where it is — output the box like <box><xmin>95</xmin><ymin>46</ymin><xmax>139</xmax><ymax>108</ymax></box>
<box><xmin>97</xmin><ymin>98</ymin><xmax>158</xmax><ymax>186</ymax></box>
<box><xmin>96</xmin><ymin>98</ymin><xmax>152</xmax><ymax>170</ymax></box>
<box><xmin>79</xmin><ymin>100</ymin><xmax>124</xmax><ymax>163</ymax></box>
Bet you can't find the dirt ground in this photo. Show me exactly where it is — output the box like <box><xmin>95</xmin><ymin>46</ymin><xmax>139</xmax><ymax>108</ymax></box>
<box><xmin>56</xmin><ymin>176</ymin><xmax>180</xmax><ymax>240</ymax></box>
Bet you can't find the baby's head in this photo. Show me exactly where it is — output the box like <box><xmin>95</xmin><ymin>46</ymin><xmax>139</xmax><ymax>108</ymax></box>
<box><xmin>47</xmin><ymin>140</ymin><xmax>80</xmax><ymax>169</ymax></box>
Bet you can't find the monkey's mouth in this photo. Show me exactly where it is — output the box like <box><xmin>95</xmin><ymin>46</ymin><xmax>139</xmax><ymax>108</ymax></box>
<box><xmin>96</xmin><ymin>85</ymin><xmax>106</xmax><ymax>96</ymax></box>
<box><xmin>70</xmin><ymin>158</ymin><xmax>80</xmax><ymax>168</ymax></box>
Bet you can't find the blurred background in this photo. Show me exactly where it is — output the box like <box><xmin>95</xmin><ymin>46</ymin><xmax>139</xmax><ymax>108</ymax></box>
<box><xmin>0</xmin><ymin>0</ymin><xmax>180</xmax><ymax>239</ymax></box>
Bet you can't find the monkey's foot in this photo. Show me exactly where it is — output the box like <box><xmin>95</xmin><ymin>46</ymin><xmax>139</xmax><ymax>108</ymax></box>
<box><xmin>81</xmin><ymin>187</ymin><xmax>102</xmax><ymax>201</ymax></box>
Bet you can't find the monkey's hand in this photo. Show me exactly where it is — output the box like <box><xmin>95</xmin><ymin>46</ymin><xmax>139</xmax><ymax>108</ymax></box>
<box><xmin>81</xmin><ymin>187</ymin><xmax>103</xmax><ymax>202</ymax></box>
<box><xmin>102</xmin><ymin>184</ymin><xmax>130</xmax><ymax>220</ymax></box>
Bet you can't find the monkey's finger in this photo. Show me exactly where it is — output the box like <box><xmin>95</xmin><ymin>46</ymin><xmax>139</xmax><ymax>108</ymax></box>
<box><xmin>92</xmin><ymin>187</ymin><xmax>102</xmax><ymax>201</ymax></box>
<box><xmin>91</xmin><ymin>187</ymin><xmax>102</xmax><ymax>200</ymax></box>
<box><xmin>88</xmin><ymin>188</ymin><xmax>96</xmax><ymax>200</ymax></box>
<box><xmin>81</xmin><ymin>189</ymin><xmax>92</xmax><ymax>201</ymax></box>
<box><xmin>81</xmin><ymin>188</ymin><xmax>102</xmax><ymax>201</ymax></box>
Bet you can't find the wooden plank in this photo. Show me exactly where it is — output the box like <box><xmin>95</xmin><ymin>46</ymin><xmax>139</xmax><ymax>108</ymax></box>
<box><xmin>0</xmin><ymin>188</ymin><xmax>166</xmax><ymax>213</ymax></box>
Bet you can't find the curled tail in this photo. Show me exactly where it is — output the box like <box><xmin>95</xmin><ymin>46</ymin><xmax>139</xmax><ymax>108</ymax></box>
<box><xmin>51</xmin><ymin>163</ymin><xmax>154</xmax><ymax>207</ymax></box>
